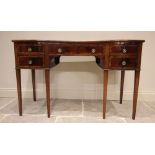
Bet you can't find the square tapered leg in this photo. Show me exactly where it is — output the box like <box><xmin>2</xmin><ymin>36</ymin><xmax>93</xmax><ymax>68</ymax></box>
<box><xmin>32</xmin><ymin>69</ymin><xmax>36</xmax><ymax>101</ymax></box>
<box><xmin>45</xmin><ymin>69</ymin><xmax>51</xmax><ymax>118</ymax></box>
<box><xmin>16</xmin><ymin>68</ymin><xmax>22</xmax><ymax>116</ymax></box>
<box><xmin>120</xmin><ymin>70</ymin><xmax>125</xmax><ymax>104</ymax></box>
<box><xmin>103</xmin><ymin>70</ymin><xmax>108</xmax><ymax>119</ymax></box>
<box><xmin>132</xmin><ymin>70</ymin><xmax>140</xmax><ymax>120</ymax></box>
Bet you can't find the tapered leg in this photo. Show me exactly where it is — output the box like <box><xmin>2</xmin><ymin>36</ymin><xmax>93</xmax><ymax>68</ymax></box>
<box><xmin>45</xmin><ymin>69</ymin><xmax>51</xmax><ymax>118</ymax></box>
<box><xmin>16</xmin><ymin>69</ymin><xmax>22</xmax><ymax>116</ymax></box>
<box><xmin>32</xmin><ymin>69</ymin><xmax>36</xmax><ymax>101</ymax></box>
<box><xmin>132</xmin><ymin>70</ymin><xmax>140</xmax><ymax>120</ymax></box>
<box><xmin>103</xmin><ymin>70</ymin><xmax>108</xmax><ymax>119</ymax></box>
<box><xmin>120</xmin><ymin>70</ymin><xmax>125</xmax><ymax>104</ymax></box>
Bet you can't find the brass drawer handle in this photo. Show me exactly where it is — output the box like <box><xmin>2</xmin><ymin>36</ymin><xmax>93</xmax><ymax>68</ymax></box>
<box><xmin>122</xmin><ymin>48</ymin><xmax>127</xmax><ymax>53</ymax></box>
<box><xmin>58</xmin><ymin>48</ymin><xmax>63</xmax><ymax>53</ymax></box>
<box><xmin>28</xmin><ymin>60</ymin><xmax>33</xmax><ymax>65</ymax></box>
<box><xmin>122</xmin><ymin>60</ymin><xmax>127</xmax><ymax>66</ymax></box>
<box><xmin>91</xmin><ymin>48</ymin><xmax>96</xmax><ymax>53</ymax></box>
<box><xmin>28</xmin><ymin>47</ymin><xmax>32</xmax><ymax>52</ymax></box>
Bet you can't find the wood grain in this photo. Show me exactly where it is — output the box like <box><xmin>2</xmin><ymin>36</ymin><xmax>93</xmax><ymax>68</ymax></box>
<box><xmin>13</xmin><ymin>40</ymin><xmax>145</xmax><ymax>119</ymax></box>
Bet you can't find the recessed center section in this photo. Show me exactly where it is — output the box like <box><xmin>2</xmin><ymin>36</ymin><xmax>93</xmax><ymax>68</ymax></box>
<box><xmin>60</xmin><ymin>56</ymin><xmax>95</xmax><ymax>62</ymax></box>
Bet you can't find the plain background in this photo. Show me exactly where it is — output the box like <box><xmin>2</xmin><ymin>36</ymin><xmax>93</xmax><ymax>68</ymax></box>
<box><xmin>0</xmin><ymin>31</ymin><xmax>155</xmax><ymax>101</ymax></box>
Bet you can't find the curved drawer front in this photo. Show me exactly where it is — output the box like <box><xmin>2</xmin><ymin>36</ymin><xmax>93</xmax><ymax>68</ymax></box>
<box><xmin>18</xmin><ymin>56</ymin><xmax>44</xmax><ymax>68</ymax></box>
<box><xmin>16</xmin><ymin>43</ymin><xmax>44</xmax><ymax>54</ymax></box>
<box><xmin>109</xmin><ymin>58</ymin><xmax>137</xmax><ymax>69</ymax></box>
<box><xmin>110</xmin><ymin>45</ymin><xmax>138</xmax><ymax>55</ymax></box>
<box><xmin>48</xmin><ymin>43</ymin><xmax>103</xmax><ymax>55</ymax></box>
<box><xmin>78</xmin><ymin>45</ymin><xmax>103</xmax><ymax>55</ymax></box>
<box><xmin>48</xmin><ymin>44</ymin><xmax>77</xmax><ymax>55</ymax></box>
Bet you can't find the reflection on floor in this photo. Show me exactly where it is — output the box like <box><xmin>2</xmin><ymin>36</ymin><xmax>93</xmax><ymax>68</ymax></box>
<box><xmin>0</xmin><ymin>98</ymin><xmax>155</xmax><ymax>123</ymax></box>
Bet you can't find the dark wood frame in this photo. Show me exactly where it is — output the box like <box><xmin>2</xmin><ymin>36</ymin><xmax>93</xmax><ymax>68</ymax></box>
<box><xmin>13</xmin><ymin>40</ymin><xmax>145</xmax><ymax>119</ymax></box>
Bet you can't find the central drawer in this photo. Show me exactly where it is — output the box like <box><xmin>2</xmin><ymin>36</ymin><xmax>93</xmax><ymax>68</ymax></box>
<box><xmin>78</xmin><ymin>45</ymin><xmax>103</xmax><ymax>55</ymax></box>
<box><xmin>18</xmin><ymin>56</ymin><xmax>44</xmax><ymax>68</ymax></box>
<box><xmin>48</xmin><ymin>44</ymin><xmax>77</xmax><ymax>55</ymax></box>
<box><xmin>48</xmin><ymin>44</ymin><xmax>103</xmax><ymax>55</ymax></box>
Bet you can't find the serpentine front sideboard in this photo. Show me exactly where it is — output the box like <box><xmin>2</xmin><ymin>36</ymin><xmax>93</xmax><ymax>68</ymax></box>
<box><xmin>12</xmin><ymin>40</ymin><xmax>145</xmax><ymax>119</ymax></box>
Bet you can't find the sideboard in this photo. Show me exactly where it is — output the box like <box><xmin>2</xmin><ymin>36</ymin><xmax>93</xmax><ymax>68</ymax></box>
<box><xmin>12</xmin><ymin>40</ymin><xmax>145</xmax><ymax>119</ymax></box>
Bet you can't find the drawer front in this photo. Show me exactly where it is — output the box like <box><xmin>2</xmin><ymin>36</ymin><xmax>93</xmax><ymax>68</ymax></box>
<box><xmin>109</xmin><ymin>58</ymin><xmax>137</xmax><ymax>69</ymax></box>
<box><xmin>48</xmin><ymin>44</ymin><xmax>103</xmax><ymax>55</ymax></box>
<box><xmin>18</xmin><ymin>56</ymin><xmax>44</xmax><ymax>68</ymax></box>
<box><xmin>110</xmin><ymin>45</ymin><xmax>138</xmax><ymax>55</ymax></box>
<box><xmin>16</xmin><ymin>44</ymin><xmax>44</xmax><ymax>53</ymax></box>
<box><xmin>48</xmin><ymin>44</ymin><xmax>77</xmax><ymax>55</ymax></box>
<box><xmin>78</xmin><ymin>45</ymin><xmax>103</xmax><ymax>55</ymax></box>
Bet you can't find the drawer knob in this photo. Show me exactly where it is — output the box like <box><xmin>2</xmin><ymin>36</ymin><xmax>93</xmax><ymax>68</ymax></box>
<box><xmin>28</xmin><ymin>48</ymin><xmax>32</xmax><ymax>52</ymax></box>
<box><xmin>91</xmin><ymin>48</ymin><xmax>96</xmax><ymax>53</ymax></box>
<box><xmin>28</xmin><ymin>60</ymin><xmax>33</xmax><ymax>65</ymax></box>
<box><xmin>58</xmin><ymin>48</ymin><xmax>63</xmax><ymax>53</ymax></box>
<box><xmin>122</xmin><ymin>48</ymin><xmax>127</xmax><ymax>53</ymax></box>
<box><xmin>122</xmin><ymin>61</ymin><xmax>127</xmax><ymax>66</ymax></box>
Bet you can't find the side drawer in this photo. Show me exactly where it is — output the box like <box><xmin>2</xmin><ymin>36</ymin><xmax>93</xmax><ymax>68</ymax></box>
<box><xmin>16</xmin><ymin>43</ymin><xmax>44</xmax><ymax>54</ymax></box>
<box><xmin>18</xmin><ymin>56</ymin><xmax>44</xmax><ymax>68</ymax></box>
<box><xmin>110</xmin><ymin>45</ymin><xmax>138</xmax><ymax>55</ymax></box>
<box><xmin>109</xmin><ymin>58</ymin><xmax>137</xmax><ymax>69</ymax></box>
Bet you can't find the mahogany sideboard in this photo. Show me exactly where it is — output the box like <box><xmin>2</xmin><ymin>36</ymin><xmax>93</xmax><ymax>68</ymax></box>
<box><xmin>12</xmin><ymin>40</ymin><xmax>145</xmax><ymax>119</ymax></box>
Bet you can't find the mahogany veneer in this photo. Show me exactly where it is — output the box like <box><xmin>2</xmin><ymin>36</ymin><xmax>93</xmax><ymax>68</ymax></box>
<box><xmin>12</xmin><ymin>40</ymin><xmax>145</xmax><ymax>120</ymax></box>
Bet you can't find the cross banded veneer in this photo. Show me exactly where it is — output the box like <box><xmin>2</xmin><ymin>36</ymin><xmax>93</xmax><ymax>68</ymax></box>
<box><xmin>12</xmin><ymin>40</ymin><xmax>145</xmax><ymax>119</ymax></box>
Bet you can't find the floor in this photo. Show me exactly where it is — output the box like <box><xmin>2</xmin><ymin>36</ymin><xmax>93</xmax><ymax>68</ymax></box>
<box><xmin>0</xmin><ymin>97</ymin><xmax>155</xmax><ymax>123</ymax></box>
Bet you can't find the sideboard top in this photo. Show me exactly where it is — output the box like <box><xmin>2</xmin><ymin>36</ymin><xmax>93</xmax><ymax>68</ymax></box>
<box><xmin>12</xmin><ymin>40</ymin><xmax>145</xmax><ymax>43</ymax></box>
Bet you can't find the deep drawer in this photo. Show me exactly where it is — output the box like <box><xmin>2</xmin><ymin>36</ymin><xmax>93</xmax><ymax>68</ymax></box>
<box><xmin>18</xmin><ymin>56</ymin><xmax>44</xmax><ymax>68</ymax></box>
<box><xmin>109</xmin><ymin>58</ymin><xmax>137</xmax><ymax>69</ymax></box>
